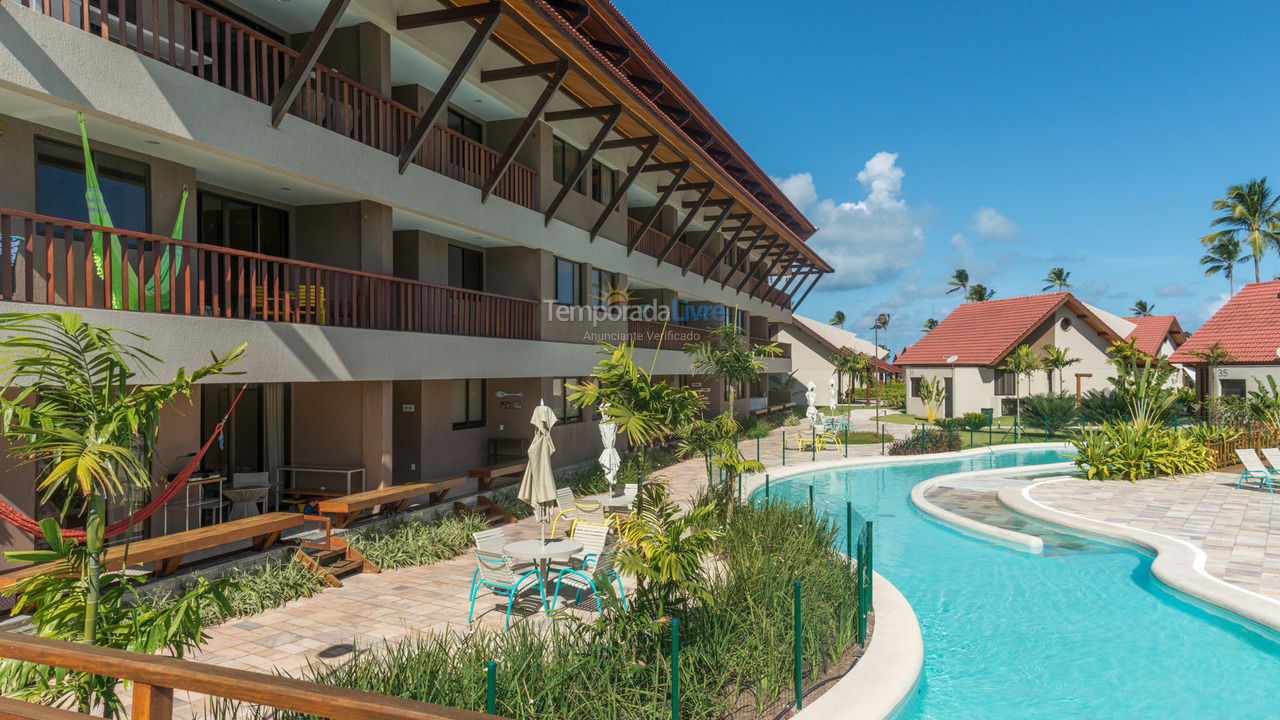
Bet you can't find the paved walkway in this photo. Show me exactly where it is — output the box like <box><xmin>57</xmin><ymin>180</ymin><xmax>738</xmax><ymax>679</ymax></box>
<box><xmin>172</xmin><ymin>412</ymin><xmax>900</xmax><ymax>718</ymax></box>
<box><xmin>1025</xmin><ymin>472</ymin><xmax>1280</xmax><ymax>600</ymax></box>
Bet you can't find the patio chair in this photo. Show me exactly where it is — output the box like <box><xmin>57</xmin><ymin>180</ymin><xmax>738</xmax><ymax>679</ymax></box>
<box><xmin>473</xmin><ymin>527</ymin><xmax>509</xmax><ymax>554</ymax></box>
<box><xmin>550</xmin><ymin>487</ymin><xmax>578</xmax><ymax>537</ymax></box>
<box><xmin>1234</xmin><ymin>449</ymin><xmax>1275</xmax><ymax>493</ymax></box>
<box><xmin>565</xmin><ymin>523</ymin><xmax>609</xmax><ymax>570</ymax></box>
<box><xmin>295</xmin><ymin>284</ymin><xmax>327</xmax><ymax>325</ymax></box>
<box><xmin>466</xmin><ymin>549</ymin><xmax>547</xmax><ymax>630</ymax></box>
<box><xmin>551</xmin><ymin>541</ymin><xmax>627</xmax><ymax>613</ymax></box>
<box><xmin>1256</xmin><ymin>449</ymin><xmax>1280</xmax><ymax>494</ymax></box>
<box><xmin>795</xmin><ymin>433</ymin><xmax>816</xmax><ymax>452</ymax></box>
<box><xmin>571</xmin><ymin>502</ymin><xmax>609</xmax><ymax>536</ymax></box>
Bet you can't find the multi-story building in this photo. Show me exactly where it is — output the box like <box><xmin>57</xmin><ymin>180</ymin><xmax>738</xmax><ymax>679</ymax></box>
<box><xmin>0</xmin><ymin>0</ymin><xmax>831</xmax><ymax>562</ymax></box>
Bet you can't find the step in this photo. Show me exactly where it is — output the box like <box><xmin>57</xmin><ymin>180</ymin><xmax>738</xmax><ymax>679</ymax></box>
<box><xmin>328</xmin><ymin>558</ymin><xmax>365</xmax><ymax>576</ymax></box>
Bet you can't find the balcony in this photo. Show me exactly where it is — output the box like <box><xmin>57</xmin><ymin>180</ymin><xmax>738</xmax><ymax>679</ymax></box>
<box><xmin>0</xmin><ymin>209</ymin><xmax>539</xmax><ymax>340</ymax></box>
<box><xmin>11</xmin><ymin>0</ymin><xmax>538</xmax><ymax>210</ymax></box>
<box><xmin>627</xmin><ymin>319</ymin><xmax>709</xmax><ymax>351</ymax></box>
<box><xmin>625</xmin><ymin>218</ymin><xmax>717</xmax><ymax>277</ymax></box>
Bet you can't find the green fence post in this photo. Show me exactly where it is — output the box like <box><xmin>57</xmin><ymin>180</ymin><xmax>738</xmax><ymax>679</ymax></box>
<box><xmin>811</xmin><ymin>426</ymin><xmax>816</xmax><ymax>462</ymax></box>
<box><xmin>756</xmin><ymin>435</ymin><xmax>761</xmax><ymax>464</ymax></box>
<box><xmin>989</xmin><ymin>420</ymin><xmax>993</xmax><ymax>445</ymax></box>
<box><xmin>793</xmin><ymin>580</ymin><xmax>803</xmax><ymax>710</ymax></box>
<box><xmin>485</xmin><ymin>661</ymin><xmax>496</xmax><ymax>715</ymax></box>
<box><xmin>865</xmin><ymin>520</ymin><xmax>874</xmax><ymax>601</ymax></box>
<box><xmin>845</xmin><ymin>501</ymin><xmax>853</xmax><ymax>561</ymax></box>
<box><xmin>880</xmin><ymin>423</ymin><xmax>885</xmax><ymax>455</ymax></box>
<box><xmin>856</xmin><ymin>533</ymin><xmax>867</xmax><ymax>646</ymax></box>
<box><xmin>920</xmin><ymin>425</ymin><xmax>926</xmax><ymax>454</ymax></box>
<box><xmin>671</xmin><ymin>618</ymin><xmax>680</xmax><ymax>720</ymax></box>
<box><xmin>782</xmin><ymin>432</ymin><xmax>787</xmax><ymax>466</ymax></box>
<box><xmin>737</xmin><ymin>472</ymin><xmax>742</xmax><ymax>502</ymax></box>
<box><xmin>765</xmin><ymin>473</ymin><xmax>771</xmax><ymax>500</ymax></box>
<box><xmin>844</xmin><ymin>427</ymin><xmax>848</xmax><ymax>458</ymax></box>
<box><xmin>808</xmin><ymin>484</ymin><xmax>814</xmax><ymax>510</ymax></box>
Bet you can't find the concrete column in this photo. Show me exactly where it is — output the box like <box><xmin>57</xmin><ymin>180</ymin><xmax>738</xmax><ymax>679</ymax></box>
<box><xmin>362</xmin><ymin>381</ymin><xmax>393</xmax><ymax>489</ymax></box>
<box><xmin>359</xmin><ymin>200</ymin><xmax>393</xmax><ymax>275</ymax></box>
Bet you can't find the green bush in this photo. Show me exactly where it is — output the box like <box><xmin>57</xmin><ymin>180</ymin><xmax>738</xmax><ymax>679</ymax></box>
<box><xmin>211</xmin><ymin>502</ymin><xmax>859</xmax><ymax>720</ymax></box>
<box><xmin>932</xmin><ymin>417</ymin><xmax>966</xmax><ymax>433</ymax></box>
<box><xmin>843</xmin><ymin>430</ymin><xmax>892</xmax><ymax>444</ymax></box>
<box><xmin>154</xmin><ymin>557</ymin><xmax>326</xmax><ymax>628</ymax></box>
<box><xmin>1022</xmin><ymin>393</ymin><xmax>1079</xmax><ymax>435</ymax></box>
<box><xmin>888</xmin><ymin>428</ymin><xmax>962</xmax><ymax>455</ymax></box>
<box><xmin>1070</xmin><ymin>423</ymin><xmax>1212</xmax><ymax>481</ymax></box>
<box><xmin>350</xmin><ymin>513</ymin><xmax>489</xmax><ymax>570</ymax></box>
<box><xmin>962</xmin><ymin>411</ymin><xmax>992</xmax><ymax>431</ymax></box>
<box><xmin>737</xmin><ymin>416</ymin><xmax>775</xmax><ymax>440</ymax></box>
<box><xmin>874</xmin><ymin>381</ymin><xmax>906</xmax><ymax>409</ymax></box>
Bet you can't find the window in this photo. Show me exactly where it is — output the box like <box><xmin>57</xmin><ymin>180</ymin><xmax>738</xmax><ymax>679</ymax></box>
<box><xmin>910</xmin><ymin>377</ymin><xmax>922</xmax><ymax>398</ymax></box>
<box><xmin>198</xmin><ymin>191</ymin><xmax>288</xmax><ymax>256</ymax></box>
<box><xmin>553</xmin><ymin>378</ymin><xmax>582</xmax><ymax>424</ymax></box>
<box><xmin>447</xmin><ymin>109</ymin><xmax>483</xmax><ymax>143</ymax></box>
<box><xmin>591</xmin><ymin>161</ymin><xmax>615</xmax><ymax>203</ymax></box>
<box><xmin>1220</xmin><ymin>379</ymin><xmax>1247</xmax><ymax>398</ymax></box>
<box><xmin>994</xmin><ymin>369</ymin><xmax>1016</xmax><ymax>396</ymax></box>
<box><xmin>589</xmin><ymin>268</ymin><xmax>619</xmax><ymax>306</ymax></box>
<box><xmin>448</xmin><ymin>245</ymin><xmax>484</xmax><ymax>291</ymax></box>
<box><xmin>452</xmin><ymin>379</ymin><xmax>486</xmax><ymax>430</ymax></box>
<box><xmin>555</xmin><ymin>257</ymin><xmax>581</xmax><ymax>305</ymax></box>
<box><xmin>37</xmin><ymin>138</ymin><xmax>149</xmax><ymax>233</ymax></box>
<box><xmin>552</xmin><ymin>137</ymin><xmax>586</xmax><ymax>194</ymax></box>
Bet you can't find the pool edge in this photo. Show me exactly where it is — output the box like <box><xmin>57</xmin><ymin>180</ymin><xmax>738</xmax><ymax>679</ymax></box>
<box><xmin>794</xmin><ymin>571</ymin><xmax>923</xmax><ymax>720</ymax></box>
<box><xmin>1001</xmin><ymin>478</ymin><xmax>1280</xmax><ymax>636</ymax></box>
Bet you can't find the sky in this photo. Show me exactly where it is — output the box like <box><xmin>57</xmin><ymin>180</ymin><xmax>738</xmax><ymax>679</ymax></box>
<box><xmin>613</xmin><ymin>0</ymin><xmax>1280</xmax><ymax>356</ymax></box>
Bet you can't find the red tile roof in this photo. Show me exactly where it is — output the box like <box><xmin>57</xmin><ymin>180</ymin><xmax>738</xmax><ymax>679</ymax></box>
<box><xmin>864</xmin><ymin>354</ymin><xmax>902</xmax><ymax>375</ymax></box>
<box><xmin>791</xmin><ymin>317</ymin><xmax>902</xmax><ymax>373</ymax></box>
<box><xmin>1122</xmin><ymin>315</ymin><xmax>1184</xmax><ymax>357</ymax></box>
<box><xmin>1170</xmin><ymin>281</ymin><xmax>1280</xmax><ymax>365</ymax></box>
<box><xmin>896</xmin><ymin>292</ymin><xmax>1122</xmax><ymax>367</ymax></box>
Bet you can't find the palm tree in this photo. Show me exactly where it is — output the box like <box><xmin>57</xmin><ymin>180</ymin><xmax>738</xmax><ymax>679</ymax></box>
<box><xmin>1200</xmin><ymin>178</ymin><xmax>1280</xmax><ymax>283</ymax></box>
<box><xmin>1040</xmin><ymin>344</ymin><xmax>1081</xmax><ymax>394</ymax></box>
<box><xmin>1130</xmin><ymin>299</ymin><xmax>1154</xmax><ymax>317</ymax></box>
<box><xmin>965</xmin><ymin>284</ymin><xmax>996</xmax><ymax>302</ymax></box>
<box><xmin>1200</xmin><ymin>236</ymin><xmax>1247</xmax><ymax>295</ymax></box>
<box><xmin>999</xmin><ymin>344</ymin><xmax>1041</xmax><ymax>431</ymax></box>
<box><xmin>921</xmin><ymin>318</ymin><xmax>938</xmax><ymax>332</ymax></box>
<box><xmin>946</xmin><ymin>268</ymin><xmax>969</xmax><ymax>295</ymax></box>
<box><xmin>684</xmin><ymin>323</ymin><xmax>782</xmax><ymax>410</ymax></box>
<box><xmin>1042</xmin><ymin>267</ymin><xmax>1071</xmax><ymax>291</ymax></box>
<box><xmin>829</xmin><ymin>310</ymin><xmax>846</xmax><ymax>327</ymax></box>
<box><xmin>1185</xmin><ymin>341</ymin><xmax>1238</xmax><ymax>402</ymax></box>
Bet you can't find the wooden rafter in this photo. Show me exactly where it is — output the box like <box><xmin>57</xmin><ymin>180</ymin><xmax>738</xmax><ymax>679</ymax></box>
<box><xmin>480</xmin><ymin>60</ymin><xmax>565</xmax><ymax>83</ymax></box>
<box><xmin>397</xmin><ymin>1</ymin><xmax>499</xmax><ymax>29</ymax></box>
<box><xmin>269</xmin><ymin>0</ymin><xmax>353</xmax><ymax>128</ymax></box>
<box><xmin>588</xmin><ymin>137</ymin><xmax>658</xmax><ymax>240</ymax></box>
<box><xmin>480</xmin><ymin>60</ymin><xmax>570</xmax><ymax>201</ymax></box>
<box><xmin>681</xmin><ymin>200</ymin><xmax>735</xmax><ymax>276</ymax></box>
<box><xmin>396</xmin><ymin>7</ymin><xmax>502</xmax><ymax>174</ymax></box>
<box><xmin>738</xmin><ymin>236</ymin><xmax>783</xmax><ymax>293</ymax></box>
<box><xmin>792</xmin><ymin>272</ymin><xmax>824</xmax><ymax>311</ymax></box>
<box><xmin>656</xmin><ymin>183</ymin><xmax>713</xmax><ymax>265</ymax></box>
<box><xmin>545</xmin><ymin>105</ymin><xmax>623</xmax><ymax>224</ymax></box>
<box><xmin>720</xmin><ymin>232</ymin><xmax>772</xmax><ymax>289</ymax></box>
<box><xmin>627</xmin><ymin>162</ymin><xmax>689</xmax><ymax>254</ymax></box>
<box><xmin>701</xmin><ymin>221</ymin><xmax>757</xmax><ymax>281</ymax></box>
<box><xmin>546</xmin><ymin>105</ymin><xmax>621</xmax><ymax>122</ymax></box>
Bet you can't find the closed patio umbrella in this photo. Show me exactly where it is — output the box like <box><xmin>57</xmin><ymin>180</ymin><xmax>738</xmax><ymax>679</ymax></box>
<box><xmin>805</xmin><ymin>381</ymin><xmax>819</xmax><ymax>424</ymax></box>
<box><xmin>518</xmin><ymin>401</ymin><xmax>559</xmax><ymax>542</ymax></box>
<box><xmin>598</xmin><ymin>403</ymin><xmax>621</xmax><ymax>493</ymax></box>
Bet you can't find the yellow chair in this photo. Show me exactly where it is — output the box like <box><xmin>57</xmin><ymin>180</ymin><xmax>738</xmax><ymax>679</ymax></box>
<box><xmin>795</xmin><ymin>433</ymin><xmax>816</xmax><ymax>452</ymax></box>
<box><xmin>253</xmin><ymin>285</ymin><xmax>292</xmax><ymax>321</ymax></box>
<box><xmin>295</xmin><ymin>284</ymin><xmax>327</xmax><ymax>325</ymax></box>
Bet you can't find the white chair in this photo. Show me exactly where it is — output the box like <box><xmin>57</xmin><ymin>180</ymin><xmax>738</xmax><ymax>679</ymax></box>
<box><xmin>1234</xmin><ymin>449</ymin><xmax>1275</xmax><ymax>493</ymax></box>
<box><xmin>572</xmin><ymin>502</ymin><xmax>607</xmax><ymax>535</ymax></box>
<box><xmin>473</xmin><ymin>527</ymin><xmax>510</xmax><ymax>554</ymax></box>
<box><xmin>566</xmin><ymin>523</ymin><xmax>609</xmax><ymax>568</ymax></box>
<box><xmin>467</xmin><ymin>550</ymin><xmax>546</xmax><ymax>629</ymax></box>
<box><xmin>552</xmin><ymin>541</ymin><xmax>627</xmax><ymax>613</ymax></box>
<box><xmin>550</xmin><ymin>487</ymin><xmax>578</xmax><ymax>536</ymax></box>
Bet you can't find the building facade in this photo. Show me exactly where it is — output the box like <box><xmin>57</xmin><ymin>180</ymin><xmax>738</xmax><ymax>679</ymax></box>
<box><xmin>777</xmin><ymin>316</ymin><xmax>898</xmax><ymax>406</ymax></box>
<box><xmin>0</xmin><ymin>0</ymin><xmax>830</xmax><ymax>563</ymax></box>
<box><xmin>1170</xmin><ymin>280</ymin><xmax>1280</xmax><ymax>400</ymax></box>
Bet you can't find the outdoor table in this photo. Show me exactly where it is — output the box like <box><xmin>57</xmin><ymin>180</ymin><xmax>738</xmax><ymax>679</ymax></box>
<box><xmin>222</xmin><ymin>486</ymin><xmax>268</xmax><ymax>521</ymax></box>
<box><xmin>503</xmin><ymin>538</ymin><xmax>583</xmax><ymax>610</ymax></box>
<box><xmin>276</xmin><ymin>465</ymin><xmax>366</xmax><ymax>510</ymax></box>
<box><xmin>580</xmin><ymin>491</ymin><xmax>636</xmax><ymax>510</ymax></box>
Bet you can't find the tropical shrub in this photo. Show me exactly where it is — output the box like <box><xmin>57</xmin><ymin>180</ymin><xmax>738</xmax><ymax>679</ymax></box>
<box><xmin>1079</xmin><ymin>388</ymin><xmax>1130</xmax><ymax>424</ymax></box>
<box><xmin>349</xmin><ymin>513</ymin><xmax>489</xmax><ymax>570</ymax></box>
<box><xmin>1070</xmin><ymin>424</ymin><xmax>1212</xmax><ymax>481</ymax></box>
<box><xmin>962</xmin><ymin>411</ymin><xmax>992</xmax><ymax>431</ymax></box>
<box><xmin>888</xmin><ymin>428</ymin><xmax>962</xmax><ymax>455</ymax></box>
<box><xmin>917</xmin><ymin>376</ymin><xmax>947</xmax><ymax>422</ymax></box>
<box><xmin>875</xmin><ymin>380</ymin><xmax>906</xmax><ymax>409</ymax></box>
<box><xmin>933</xmin><ymin>417</ymin><xmax>966</xmax><ymax>433</ymax></box>
<box><xmin>1021</xmin><ymin>393</ymin><xmax>1079</xmax><ymax>435</ymax></box>
<box><xmin>154</xmin><ymin>557</ymin><xmax>326</xmax><ymax>628</ymax></box>
<box><xmin>781</xmin><ymin>412</ymin><xmax>802</xmax><ymax>426</ymax></box>
<box><xmin>1247</xmin><ymin>376</ymin><xmax>1280</xmax><ymax>427</ymax></box>
<box><xmin>1206</xmin><ymin>395</ymin><xmax>1252</xmax><ymax>428</ymax></box>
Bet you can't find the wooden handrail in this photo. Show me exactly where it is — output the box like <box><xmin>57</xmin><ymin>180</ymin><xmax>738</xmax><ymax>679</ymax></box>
<box><xmin>0</xmin><ymin>209</ymin><xmax>536</xmax><ymax>306</ymax></box>
<box><xmin>0</xmin><ymin>632</ymin><xmax>501</xmax><ymax>720</ymax></box>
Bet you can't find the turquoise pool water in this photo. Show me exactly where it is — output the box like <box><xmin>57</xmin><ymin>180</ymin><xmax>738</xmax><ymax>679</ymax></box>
<box><xmin>756</xmin><ymin>448</ymin><xmax>1280</xmax><ymax>719</ymax></box>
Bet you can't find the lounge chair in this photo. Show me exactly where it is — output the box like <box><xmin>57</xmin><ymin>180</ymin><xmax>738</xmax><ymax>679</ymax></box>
<box><xmin>466</xmin><ymin>549</ymin><xmax>547</xmax><ymax>630</ymax></box>
<box><xmin>1258</xmin><ymin>449</ymin><xmax>1280</xmax><ymax>494</ymax></box>
<box><xmin>1234</xmin><ymin>449</ymin><xmax>1275</xmax><ymax>493</ymax></box>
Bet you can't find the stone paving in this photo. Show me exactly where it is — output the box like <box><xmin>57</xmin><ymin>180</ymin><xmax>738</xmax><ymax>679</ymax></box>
<box><xmin>169</xmin><ymin>410</ymin><xmax>904</xmax><ymax>718</ymax></box>
<box><xmin>1025</xmin><ymin>472</ymin><xmax>1280</xmax><ymax>600</ymax></box>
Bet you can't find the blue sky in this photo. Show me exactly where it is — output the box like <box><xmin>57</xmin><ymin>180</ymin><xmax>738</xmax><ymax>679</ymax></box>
<box><xmin>614</xmin><ymin>0</ymin><xmax>1280</xmax><ymax>355</ymax></box>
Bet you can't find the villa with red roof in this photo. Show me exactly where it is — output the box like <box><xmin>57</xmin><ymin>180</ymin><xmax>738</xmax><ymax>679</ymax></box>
<box><xmin>777</xmin><ymin>316</ymin><xmax>900</xmax><ymax>406</ymax></box>
<box><xmin>897</xmin><ymin>292</ymin><xmax>1186</xmax><ymax>418</ymax></box>
<box><xmin>1170</xmin><ymin>280</ymin><xmax>1280</xmax><ymax>399</ymax></box>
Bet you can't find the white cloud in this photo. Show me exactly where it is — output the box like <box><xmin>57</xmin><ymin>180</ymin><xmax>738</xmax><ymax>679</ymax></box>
<box><xmin>971</xmin><ymin>206</ymin><xmax>1018</xmax><ymax>240</ymax></box>
<box><xmin>773</xmin><ymin>152</ymin><xmax>925</xmax><ymax>291</ymax></box>
<box><xmin>1198</xmin><ymin>291</ymin><xmax>1230</xmax><ymax>323</ymax></box>
<box><xmin>1157</xmin><ymin>282</ymin><xmax>1192</xmax><ymax>298</ymax></box>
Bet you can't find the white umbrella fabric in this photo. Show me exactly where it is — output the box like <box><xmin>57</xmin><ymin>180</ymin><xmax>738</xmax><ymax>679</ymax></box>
<box><xmin>597</xmin><ymin>403</ymin><xmax>622</xmax><ymax>492</ymax></box>
<box><xmin>805</xmin><ymin>381</ymin><xmax>819</xmax><ymax>424</ymax></box>
<box><xmin>829</xmin><ymin>374</ymin><xmax>838</xmax><ymax>407</ymax></box>
<box><xmin>518</xmin><ymin>402</ymin><xmax>559</xmax><ymax>541</ymax></box>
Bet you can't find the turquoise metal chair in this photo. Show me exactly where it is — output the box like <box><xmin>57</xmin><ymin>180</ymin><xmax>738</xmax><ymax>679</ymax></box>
<box><xmin>1239</xmin><ymin>448</ymin><xmax>1277</xmax><ymax>493</ymax></box>
<box><xmin>467</xmin><ymin>549</ymin><xmax>547</xmax><ymax>629</ymax></box>
<box><xmin>551</xmin><ymin>542</ymin><xmax>627</xmax><ymax>613</ymax></box>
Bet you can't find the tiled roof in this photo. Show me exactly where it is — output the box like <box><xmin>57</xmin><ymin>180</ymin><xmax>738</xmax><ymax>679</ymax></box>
<box><xmin>790</xmin><ymin>317</ymin><xmax>901</xmax><ymax>373</ymax></box>
<box><xmin>1170</xmin><ymin>281</ymin><xmax>1280</xmax><ymax>364</ymax></box>
<box><xmin>1123</xmin><ymin>315</ymin><xmax>1182</xmax><ymax>357</ymax></box>
<box><xmin>897</xmin><ymin>292</ymin><xmax>1117</xmax><ymax>367</ymax></box>
<box><xmin>862</xmin><ymin>354</ymin><xmax>902</xmax><ymax>375</ymax></box>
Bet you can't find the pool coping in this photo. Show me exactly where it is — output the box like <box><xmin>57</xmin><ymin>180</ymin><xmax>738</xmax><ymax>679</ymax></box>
<box><xmin>793</xmin><ymin>572</ymin><xmax>922</xmax><ymax>720</ymax></box>
<box><xmin>909</xmin><ymin>461</ymin><xmax>1075</xmax><ymax>554</ymax></box>
<box><xmin>1000</xmin><ymin>477</ymin><xmax>1280</xmax><ymax>636</ymax></box>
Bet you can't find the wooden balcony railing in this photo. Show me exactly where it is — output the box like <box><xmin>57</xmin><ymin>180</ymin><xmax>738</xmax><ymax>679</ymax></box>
<box><xmin>627</xmin><ymin>218</ymin><xmax>669</xmax><ymax>259</ymax></box>
<box><xmin>12</xmin><ymin>0</ymin><xmax>537</xmax><ymax>210</ymax></box>
<box><xmin>0</xmin><ymin>632</ymin><xmax>505</xmax><ymax>720</ymax></box>
<box><xmin>0</xmin><ymin>209</ymin><xmax>539</xmax><ymax>340</ymax></box>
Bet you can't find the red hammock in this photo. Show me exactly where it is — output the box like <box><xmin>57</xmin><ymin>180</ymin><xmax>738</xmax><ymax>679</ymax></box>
<box><xmin>0</xmin><ymin>384</ymin><xmax>250</xmax><ymax>540</ymax></box>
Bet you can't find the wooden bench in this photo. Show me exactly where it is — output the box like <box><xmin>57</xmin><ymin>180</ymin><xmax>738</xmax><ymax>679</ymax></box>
<box><xmin>0</xmin><ymin>512</ymin><xmax>306</xmax><ymax>587</ymax></box>
<box><xmin>468</xmin><ymin>460</ymin><xmax>528</xmax><ymax>491</ymax></box>
<box><xmin>315</xmin><ymin>476</ymin><xmax>466</xmax><ymax>528</ymax></box>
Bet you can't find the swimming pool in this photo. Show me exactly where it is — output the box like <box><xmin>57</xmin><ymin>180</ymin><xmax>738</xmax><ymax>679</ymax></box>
<box><xmin>756</xmin><ymin>448</ymin><xmax>1280</xmax><ymax>719</ymax></box>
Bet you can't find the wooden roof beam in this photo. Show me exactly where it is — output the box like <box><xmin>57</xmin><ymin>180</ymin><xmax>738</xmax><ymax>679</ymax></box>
<box><xmin>628</xmin><ymin>162</ymin><xmax>689</xmax><ymax>254</ymax></box>
<box><xmin>545</xmin><ymin>105</ymin><xmax>622</xmax><ymax>224</ymax></box>
<box><xmin>481</xmin><ymin>61</ymin><xmax>569</xmax><ymax>201</ymax></box>
<box><xmin>589</xmin><ymin>137</ymin><xmax>658</xmax><ymax>240</ymax></box>
<box><xmin>681</xmin><ymin>200</ymin><xmax>735</xmax><ymax>276</ymax></box>
<box><xmin>397</xmin><ymin>1</ymin><xmax>499</xmax><ymax>30</ymax></box>
<box><xmin>270</xmin><ymin>0</ymin><xmax>353</xmax><ymax>128</ymax></box>
<box><xmin>656</xmin><ymin>183</ymin><xmax>715</xmax><ymax>266</ymax></box>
